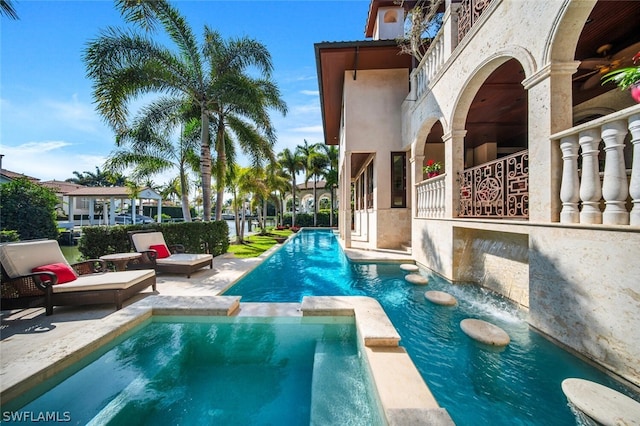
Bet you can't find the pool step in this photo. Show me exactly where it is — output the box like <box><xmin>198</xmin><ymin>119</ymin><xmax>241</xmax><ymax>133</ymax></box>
<box><xmin>310</xmin><ymin>341</ymin><xmax>374</xmax><ymax>425</ymax></box>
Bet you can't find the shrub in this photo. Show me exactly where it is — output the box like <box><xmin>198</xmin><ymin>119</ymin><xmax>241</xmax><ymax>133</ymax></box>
<box><xmin>78</xmin><ymin>221</ymin><xmax>229</xmax><ymax>260</ymax></box>
<box><xmin>0</xmin><ymin>230</ymin><xmax>20</xmax><ymax>243</ymax></box>
<box><xmin>282</xmin><ymin>211</ymin><xmax>337</xmax><ymax>227</ymax></box>
<box><xmin>0</xmin><ymin>177</ymin><xmax>58</xmax><ymax>240</ymax></box>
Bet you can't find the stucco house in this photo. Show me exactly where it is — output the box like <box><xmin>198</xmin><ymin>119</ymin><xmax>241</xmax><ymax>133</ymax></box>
<box><xmin>316</xmin><ymin>0</ymin><xmax>640</xmax><ymax>388</ymax></box>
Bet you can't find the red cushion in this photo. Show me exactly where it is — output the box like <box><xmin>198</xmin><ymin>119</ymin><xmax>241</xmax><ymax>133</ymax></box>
<box><xmin>149</xmin><ymin>244</ymin><xmax>171</xmax><ymax>259</ymax></box>
<box><xmin>32</xmin><ymin>263</ymin><xmax>78</xmax><ymax>284</ymax></box>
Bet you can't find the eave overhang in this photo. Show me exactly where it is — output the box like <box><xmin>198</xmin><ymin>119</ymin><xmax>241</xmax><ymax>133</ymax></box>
<box><xmin>314</xmin><ymin>40</ymin><xmax>412</xmax><ymax>145</ymax></box>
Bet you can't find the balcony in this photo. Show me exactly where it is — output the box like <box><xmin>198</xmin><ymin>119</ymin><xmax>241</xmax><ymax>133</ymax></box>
<box><xmin>410</xmin><ymin>0</ymin><xmax>493</xmax><ymax>104</ymax></box>
<box><xmin>554</xmin><ymin>104</ymin><xmax>640</xmax><ymax>226</ymax></box>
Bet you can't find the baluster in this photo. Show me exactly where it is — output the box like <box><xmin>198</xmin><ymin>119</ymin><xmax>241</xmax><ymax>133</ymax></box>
<box><xmin>601</xmin><ymin>120</ymin><xmax>629</xmax><ymax>225</ymax></box>
<box><xmin>579</xmin><ymin>129</ymin><xmax>603</xmax><ymax>224</ymax></box>
<box><xmin>418</xmin><ymin>184</ymin><xmax>425</xmax><ymax>217</ymax></box>
<box><xmin>438</xmin><ymin>178</ymin><xmax>445</xmax><ymax>217</ymax></box>
<box><xmin>628</xmin><ymin>114</ymin><xmax>640</xmax><ymax>226</ymax></box>
<box><xmin>425</xmin><ymin>182</ymin><xmax>433</xmax><ymax>217</ymax></box>
<box><xmin>560</xmin><ymin>135</ymin><xmax>580</xmax><ymax>223</ymax></box>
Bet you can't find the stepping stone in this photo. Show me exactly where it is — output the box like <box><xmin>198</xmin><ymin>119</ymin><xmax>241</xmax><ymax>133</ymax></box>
<box><xmin>424</xmin><ymin>290</ymin><xmax>457</xmax><ymax>306</ymax></box>
<box><xmin>400</xmin><ymin>263</ymin><xmax>419</xmax><ymax>272</ymax></box>
<box><xmin>460</xmin><ymin>318</ymin><xmax>510</xmax><ymax>346</ymax></box>
<box><xmin>561</xmin><ymin>378</ymin><xmax>640</xmax><ymax>426</ymax></box>
<box><xmin>405</xmin><ymin>274</ymin><xmax>428</xmax><ymax>285</ymax></box>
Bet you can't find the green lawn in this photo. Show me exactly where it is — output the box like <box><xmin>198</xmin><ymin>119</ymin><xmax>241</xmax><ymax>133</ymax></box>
<box><xmin>227</xmin><ymin>229</ymin><xmax>293</xmax><ymax>258</ymax></box>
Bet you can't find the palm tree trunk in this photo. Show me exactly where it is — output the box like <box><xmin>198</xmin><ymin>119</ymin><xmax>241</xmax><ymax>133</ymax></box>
<box><xmin>200</xmin><ymin>110</ymin><xmax>212</xmax><ymax>221</ymax></box>
<box><xmin>292</xmin><ymin>177</ymin><xmax>297</xmax><ymax>227</ymax></box>
<box><xmin>179</xmin><ymin>165</ymin><xmax>192</xmax><ymax>221</ymax></box>
<box><xmin>214</xmin><ymin>117</ymin><xmax>226</xmax><ymax>221</ymax></box>
<box><xmin>313</xmin><ymin>177</ymin><xmax>318</xmax><ymax>227</ymax></box>
<box><xmin>262</xmin><ymin>198</ymin><xmax>267</xmax><ymax>233</ymax></box>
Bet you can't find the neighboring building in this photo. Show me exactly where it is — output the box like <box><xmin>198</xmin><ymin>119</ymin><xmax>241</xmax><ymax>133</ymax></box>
<box><xmin>40</xmin><ymin>180</ymin><xmax>86</xmax><ymax>218</ymax></box>
<box><xmin>0</xmin><ymin>169</ymin><xmax>39</xmax><ymax>185</ymax></box>
<box><xmin>316</xmin><ymin>1</ymin><xmax>640</xmax><ymax>387</ymax></box>
<box><xmin>64</xmin><ymin>186</ymin><xmax>163</xmax><ymax>226</ymax></box>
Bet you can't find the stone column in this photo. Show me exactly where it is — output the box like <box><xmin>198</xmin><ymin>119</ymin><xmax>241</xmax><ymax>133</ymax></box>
<box><xmin>344</xmin><ymin>151</ymin><xmax>352</xmax><ymax>248</ymax></box>
<box><xmin>410</xmin><ymin>152</ymin><xmax>424</xmax><ymax>217</ymax></box>
<box><xmin>602</xmin><ymin>120</ymin><xmax>629</xmax><ymax>225</ymax></box>
<box><xmin>68</xmin><ymin>196</ymin><xmax>75</xmax><ymax>226</ymax></box>
<box><xmin>89</xmin><ymin>198</ymin><xmax>95</xmax><ymax>226</ymax></box>
<box><xmin>443</xmin><ymin>129</ymin><xmax>466</xmax><ymax>218</ymax></box>
<box><xmin>523</xmin><ymin>61</ymin><xmax>578</xmax><ymax>222</ymax></box>
<box><xmin>629</xmin><ymin>114</ymin><xmax>640</xmax><ymax>226</ymax></box>
<box><xmin>578</xmin><ymin>129</ymin><xmax>602</xmax><ymax>224</ymax></box>
<box><xmin>442</xmin><ymin>1</ymin><xmax>461</xmax><ymax>55</ymax></box>
<box><xmin>109</xmin><ymin>196</ymin><xmax>116</xmax><ymax>225</ymax></box>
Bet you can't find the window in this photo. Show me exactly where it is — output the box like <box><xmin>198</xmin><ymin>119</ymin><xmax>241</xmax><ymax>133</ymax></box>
<box><xmin>75</xmin><ymin>197</ymin><xmax>89</xmax><ymax>210</ymax></box>
<box><xmin>391</xmin><ymin>152</ymin><xmax>406</xmax><ymax>208</ymax></box>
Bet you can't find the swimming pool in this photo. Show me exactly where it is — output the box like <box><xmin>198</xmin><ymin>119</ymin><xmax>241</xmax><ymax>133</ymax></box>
<box><xmin>224</xmin><ymin>229</ymin><xmax>640</xmax><ymax>425</ymax></box>
<box><xmin>3</xmin><ymin>316</ymin><xmax>384</xmax><ymax>425</ymax></box>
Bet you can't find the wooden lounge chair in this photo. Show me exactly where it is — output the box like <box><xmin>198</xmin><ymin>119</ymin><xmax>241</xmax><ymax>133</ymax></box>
<box><xmin>0</xmin><ymin>239</ymin><xmax>156</xmax><ymax>316</ymax></box>
<box><xmin>128</xmin><ymin>230</ymin><xmax>213</xmax><ymax>278</ymax></box>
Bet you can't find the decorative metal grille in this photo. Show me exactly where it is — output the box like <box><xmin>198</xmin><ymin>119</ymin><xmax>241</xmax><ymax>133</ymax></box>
<box><xmin>458</xmin><ymin>150</ymin><xmax>528</xmax><ymax>218</ymax></box>
<box><xmin>458</xmin><ymin>0</ymin><xmax>493</xmax><ymax>42</ymax></box>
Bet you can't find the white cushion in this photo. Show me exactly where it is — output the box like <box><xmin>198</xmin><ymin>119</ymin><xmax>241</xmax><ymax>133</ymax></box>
<box><xmin>52</xmin><ymin>270</ymin><xmax>155</xmax><ymax>293</ymax></box>
<box><xmin>156</xmin><ymin>253</ymin><xmax>213</xmax><ymax>266</ymax></box>
<box><xmin>0</xmin><ymin>240</ymin><xmax>69</xmax><ymax>278</ymax></box>
<box><xmin>130</xmin><ymin>232</ymin><xmax>166</xmax><ymax>252</ymax></box>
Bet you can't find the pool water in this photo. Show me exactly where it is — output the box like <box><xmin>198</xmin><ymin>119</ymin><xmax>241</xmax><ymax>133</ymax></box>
<box><xmin>5</xmin><ymin>317</ymin><xmax>383</xmax><ymax>426</ymax></box>
<box><xmin>224</xmin><ymin>229</ymin><xmax>640</xmax><ymax>425</ymax></box>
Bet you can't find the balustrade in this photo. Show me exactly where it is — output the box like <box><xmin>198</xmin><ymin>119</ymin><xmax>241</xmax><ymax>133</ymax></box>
<box><xmin>555</xmin><ymin>105</ymin><xmax>640</xmax><ymax>226</ymax></box>
<box><xmin>413</xmin><ymin>30</ymin><xmax>445</xmax><ymax>100</ymax></box>
<box><xmin>458</xmin><ymin>151</ymin><xmax>529</xmax><ymax>219</ymax></box>
<box><xmin>458</xmin><ymin>0</ymin><xmax>492</xmax><ymax>42</ymax></box>
<box><xmin>416</xmin><ymin>173</ymin><xmax>446</xmax><ymax>218</ymax></box>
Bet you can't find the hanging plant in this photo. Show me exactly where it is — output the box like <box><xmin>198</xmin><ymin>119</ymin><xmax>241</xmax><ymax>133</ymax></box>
<box><xmin>602</xmin><ymin>51</ymin><xmax>640</xmax><ymax>103</ymax></box>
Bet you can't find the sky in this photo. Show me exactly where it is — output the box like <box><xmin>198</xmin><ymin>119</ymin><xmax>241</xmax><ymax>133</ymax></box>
<box><xmin>0</xmin><ymin>0</ymin><xmax>371</xmax><ymax>185</ymax></box>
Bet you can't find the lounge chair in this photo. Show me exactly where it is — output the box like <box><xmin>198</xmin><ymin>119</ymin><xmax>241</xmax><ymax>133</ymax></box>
<box><xmin>128</xmin><ymin>230</ymin><xmax>213</xmax><ymax>278</ymax></box>
<box><xmin>0</xmin><ymin>239</ymin><xmax>156</xmax><ymax>316</ymax></box>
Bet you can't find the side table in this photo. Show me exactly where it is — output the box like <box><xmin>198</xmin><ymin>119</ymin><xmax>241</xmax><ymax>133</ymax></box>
<box><xmin>99</xmin><ymin>252</ymin><xmax>142</xmax><ymax>271</ymax></box>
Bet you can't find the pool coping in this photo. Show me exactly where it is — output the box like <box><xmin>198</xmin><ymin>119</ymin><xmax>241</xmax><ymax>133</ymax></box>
<box><xmin>1</xmin><ymin>295</ymin><xmax>453</xmax><ymax>425</ymax></box>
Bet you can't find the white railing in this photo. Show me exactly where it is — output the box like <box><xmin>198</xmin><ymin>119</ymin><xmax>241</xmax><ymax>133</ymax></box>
<box><xmin>554</xmin><ymin>104</ymin><xmax>640</xmax><ymax>226</ymax></box>
<box><xmin>416</xmin><ymin>173</ymin><xmax>446</xmax><ymax>218</ymax></box>
<box><xmin>412</xmin><ymin>29</ymin><xmax>446</xmax><ymax>101</ymax></box>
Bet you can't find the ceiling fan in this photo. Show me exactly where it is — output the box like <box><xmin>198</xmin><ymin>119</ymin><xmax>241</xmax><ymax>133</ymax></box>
<box><xmin>574</xmin><ymin>41</ymin><xmax>640</xmax><ymax>90</ymax></box>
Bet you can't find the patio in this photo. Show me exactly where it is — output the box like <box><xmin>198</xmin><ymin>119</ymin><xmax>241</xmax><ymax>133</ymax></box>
<box><xmin>0</xmin><ymin>244</ymin><xmax>440</xmax><ymax>425</ymax></box>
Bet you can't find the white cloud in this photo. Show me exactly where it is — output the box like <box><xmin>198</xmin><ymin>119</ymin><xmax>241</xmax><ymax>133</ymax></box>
<box><xmin>300</xmin><ymin>90</ymin><xmax>319</xmax><ymax>96</ymax></box>
<box><xmin>2</xmin><ymin>140</ymin><xmax>107</xmax><ymax>182</ymax></box>
<box><xmin>291</xmin><ymin>125</ymin><xmax>323</xmax><ymax>133</ymax></box>
<box><xmin>41</xmin><ymin>94</ymin><xmax>102</xmax><ymax>133</ymax></box>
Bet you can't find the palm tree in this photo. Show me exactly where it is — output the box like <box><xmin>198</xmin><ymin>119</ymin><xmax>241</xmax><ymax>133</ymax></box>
<box><xmin>320</xmin><ymin>145</ymin><xmax>339</xmax><ymax>227</ymax></box>
<box><xmin>207</xmin><ymin>31</ymin><xmax>287</xmax><ymax>221</ymax></box>
<box><xmin>265</xmin><ymin>161</ymin><xmax>290</xmax><ymax>227</ymax></box>
<box><xmin>105</xmin><ymin>98</ymin><xmax>201</xmax><ymax>221</ymax></box>
<box><xmin>84</xmin><ymin>0</ymin><xmax>286</xmax><ymax>221</ymax></box>
<box><xmin>226</xmin><ymin>165</ymin><xmax>265</xmax><ymax>243</ymax></box>
<box><xmin>278</xmin><ymin>148</ymin><xmax>304</xmax><ymax>226</ymax></box>
<box><xmin>305</xmin><ymin>147</ymin><xmax>330</xmax><ymax>227</ymax></box>
<box><xmin>66</xmin><ymin>167</ymin><xmax>126</xmax><ymax>187</ymax></box>
<box><xmin>0</xmin><ymin>0</ymin><xmax>18</xmax><ymax>19</ymax></box>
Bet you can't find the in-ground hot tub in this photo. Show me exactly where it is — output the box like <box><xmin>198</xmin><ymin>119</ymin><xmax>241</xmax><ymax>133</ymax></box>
<box><xmin>0</xmin><ymin>296</ymin><xmax>450</xmax><ymax>425</ymax></box>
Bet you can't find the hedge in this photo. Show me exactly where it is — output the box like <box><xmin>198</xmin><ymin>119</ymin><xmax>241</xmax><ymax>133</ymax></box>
<box><xmin>78</xmin><ymin>221</ymin><xmax>229</xmax><ymax>260</ymax></box>
<box><xmin>282</xmin><ymin>210</ymin><xmax>337</xmax><ymax>227</ymax></box>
